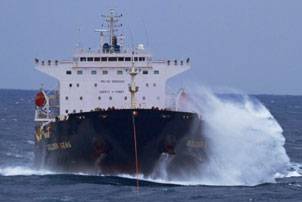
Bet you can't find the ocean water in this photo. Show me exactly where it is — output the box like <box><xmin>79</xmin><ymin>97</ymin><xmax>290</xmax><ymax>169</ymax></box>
<box><xmin>0</xmin><ymin>89</ymin><xmax>302</xmax><ymax>202</ymax></box>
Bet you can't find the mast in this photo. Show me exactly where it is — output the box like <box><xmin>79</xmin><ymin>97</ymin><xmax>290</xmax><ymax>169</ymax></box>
<box><xmin>101</xmin><ymin>9</ymin><xmax>122</xmax><ymax>47</ymax></box>
<box><xmin>129</xmin><ymin>52</ymin><xmax>139</xmax><ymax>109</ymax></box>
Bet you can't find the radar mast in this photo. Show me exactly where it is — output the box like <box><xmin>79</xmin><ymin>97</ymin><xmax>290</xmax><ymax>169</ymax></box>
<box><xmin>101</xmin><ymin>9</ymin><xmax>122</xmax><ymax>47</ymax></box>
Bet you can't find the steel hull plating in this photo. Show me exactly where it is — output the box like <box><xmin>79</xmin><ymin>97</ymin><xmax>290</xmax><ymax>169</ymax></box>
<box><xmin>34</xmin><ymin>109</ymin><xmax>205</xmax><ymax>176</ymax></box>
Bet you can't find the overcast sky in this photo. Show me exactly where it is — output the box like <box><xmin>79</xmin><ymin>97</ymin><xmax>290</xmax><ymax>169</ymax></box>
<box><xmin>0</xmin><ymin>0</ymin><xmax>301</xmax><ymax>95</ymax></box>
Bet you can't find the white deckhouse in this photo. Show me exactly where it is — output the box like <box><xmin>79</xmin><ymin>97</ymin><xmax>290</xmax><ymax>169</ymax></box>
<box><xmin>35</xmin><ymin>10</ymin><xmax>191</xmax><ymax>116</ymax></box>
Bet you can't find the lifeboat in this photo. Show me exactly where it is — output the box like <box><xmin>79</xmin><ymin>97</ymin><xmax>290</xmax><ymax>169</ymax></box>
<box><xmin>35</xmin><ymin>91</ymin><xmax>47</xmax><ymax>108</ymax></box>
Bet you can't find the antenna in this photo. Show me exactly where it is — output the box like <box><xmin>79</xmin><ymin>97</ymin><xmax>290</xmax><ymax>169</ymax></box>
<box><xmin>141</xmin><ymin>18</ymin><xmax>150</xmax><ymax>49</ymax></box>
<box><xmin>101</xmin><ymin>9</ymin><xmax>123</xmax><ymax>46</ymax></box>
<box><xmin>76</xmin><ymin>26</ymin><xmax>81</xmax><ymax>48</ymax></box>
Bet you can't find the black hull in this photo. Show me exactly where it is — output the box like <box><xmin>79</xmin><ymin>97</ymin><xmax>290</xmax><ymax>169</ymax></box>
<box><xmin>34</xmin><ymin>109</ymin><xmax>205</xmax><ymax>176</ymax></box>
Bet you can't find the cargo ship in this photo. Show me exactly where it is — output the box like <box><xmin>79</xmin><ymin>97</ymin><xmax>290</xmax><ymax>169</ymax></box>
<box><xmin>34</xmin><ymin>9</ymin><xmax>205</xmax><ymax>177</ymax></box>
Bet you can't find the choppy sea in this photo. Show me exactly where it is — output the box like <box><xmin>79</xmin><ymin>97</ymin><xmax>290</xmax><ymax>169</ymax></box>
<box><xmin>0</xmin><ymin>89</ymin><xmax>302</xmax><ymax>202</ymax></box>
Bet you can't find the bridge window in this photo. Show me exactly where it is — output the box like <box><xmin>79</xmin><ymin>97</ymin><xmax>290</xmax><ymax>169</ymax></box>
<box><xmin>66</xmin><ymin>70</ymin><xmax>72</xmax><ymax>75</ymax></box>
<box><xmin>125</xmin><ymin>57</ymin><xmax>131</xmax><ymax>61</ymax></box>
<box><xmin>94</xmin><ymin>57</ymin><xmax>100</xmax><ymax>62</ymax></box>
<box><xmin>77</xmin><ymin>70</ymin><xmax>83</xmax><ymax>75</ymax></box>
<box><xmin>134</xmin><ymin>57</ymin><xmax>138</xmax><ymax>61</ymax></box>
<box><xmin>102</xmin><ymin>70</ymin><xmax>108</xmax><ymax>75</ymax></box>
<box><xmin>154</xmin><ymin>70</ymin><xmax>159</xmax><ymax>74</ymax></box>
<box><xmin>87</xmin><ymin>57</ymin><xmax>93</xmax><ymax>62</ymax></box>
<box><xmin>142</xmin><ymin>70</ymin><xmax>148</xmax><ymax>75</ymax></box>
<box><xmin>80</xmin><ymin>57</ymin><xmax>86</xmax><ymax>62</ymax></box>
<box><xmin>118</xmin><ymin>57</ymin><xmax>124</xmax><ymax>61</ymax></box>
<box><xmin>101</xmin><ymin>57</ymin><xmax>107</xmax><ymax>62</ymax></box>
<box><xmin>109</xmin><ymin>57</ymin><xmax>117</xmax><ymax>62</ymax></box>
<box><xmin>91</xmin><ymin>70</ymin><xmax>97</xmax><ymax>75</ymax></box>
<box><xmin>117</xmin><ymin>70</ymin><xmax>123</xmax><ymax>75</ymax></box>
<box><xmin>139</xmin><ymin>57</ymin><xmax>145</xmax><ymax>61</ymax></box>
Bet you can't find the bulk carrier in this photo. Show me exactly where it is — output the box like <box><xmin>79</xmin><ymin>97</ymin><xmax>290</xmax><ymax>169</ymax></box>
<box><xmin>34</xmin><ymin>10</ymin><xmax>205</xmax><ymax>177</ymax></box>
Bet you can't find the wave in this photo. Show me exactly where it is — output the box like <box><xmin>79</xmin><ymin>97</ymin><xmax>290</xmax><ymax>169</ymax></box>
<box><xmin>0</xmin><ymin>87</ymin><xmax>300</xmax><ymax>187</ymax></box>
<box><xmin>149</xmin><ymin>87</ymin><xmax>298</xmax><ymax>186</ymax></box>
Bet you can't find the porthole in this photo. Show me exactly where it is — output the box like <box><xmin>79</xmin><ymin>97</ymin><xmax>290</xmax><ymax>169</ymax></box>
<box><xmin>124</xmin><ymin>96</ymin><xmax>127</xmax><ymax>100</ymax></box>
<box><xmin>109</xmin><ymin>96</ymin><xmax>112</xmax><ymax>100</ymax></box>
<box><xmin>153</xmin><ymin>83</ymin><xmax>156</xmax><ymax>87</ymax></box>
<box><xmin>142</xmin><ymin>96</ymin><xmax>146</xmax><ymax>100</ymax></box>
<box><xmin>98</xmin><ymin>96</ymin><xmax>101</xmax><ymax>100</ymax></box>
<box><xmin>76</xmin><ymin>83</ymin><xmax>80</xmax><ymax>87</ymax></box>
<box><xmin>94</xmin><ymin>83</ymin><xmax>97</xmax><ymax>87</ymax></box>
<box><xmin>80</xmin><ymin>96</ymin><xmax>83</xmax><ymax>100</ymax></box>
<box><xmin>65</xmin><ymin>110</ymin><xmax>69</xmax><ymax>113</ymax></box>
<box><xmin>65</xmin><ymin>96</ymin><xmax>69</xmax><ymax>100</ymax></box>
<box><xmin>146</xmin><ymin>83</ymin><xmax>149</xmax><ymax>87</ymax></box>
<box><xmin>69</xmin><ymin>83</ymin><xmax>72</xmax><ymax>87</ymax></box>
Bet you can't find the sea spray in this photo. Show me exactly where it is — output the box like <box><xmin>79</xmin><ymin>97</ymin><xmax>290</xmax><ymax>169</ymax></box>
<box><xmin>151</xmin><ymin>87</ymin><xmax>291</xmax><ymax>186</ymax></box>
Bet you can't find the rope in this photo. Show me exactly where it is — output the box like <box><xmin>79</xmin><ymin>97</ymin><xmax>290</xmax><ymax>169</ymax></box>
<box><xmin>132</xmin><ymin>112</ymin><xmax>140</xmax><ymax>192</ymax></box>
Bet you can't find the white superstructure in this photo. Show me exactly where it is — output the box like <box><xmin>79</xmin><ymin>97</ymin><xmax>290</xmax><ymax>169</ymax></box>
<box><xmin>35</xmin><ymin>10</ymin><xmax>191</xmax><ymax>116</ymax></box>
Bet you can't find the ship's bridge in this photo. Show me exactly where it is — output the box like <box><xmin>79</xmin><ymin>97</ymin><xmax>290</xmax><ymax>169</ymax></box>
<box><xmin>34</xmin><ymin>9</ymin><xmax>191</xmax><ymax>116</ymax></box>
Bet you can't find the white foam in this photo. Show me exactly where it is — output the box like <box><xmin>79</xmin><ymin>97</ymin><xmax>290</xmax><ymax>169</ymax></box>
<box><xmin>0</xmin><ymin>166</ymin><xmax>54</xmax><ymax>176</ymax></box>
<box><xmin>149</xmin><ymin>87</ymin><xmax>296</xmax><ymax>186</ymax></box>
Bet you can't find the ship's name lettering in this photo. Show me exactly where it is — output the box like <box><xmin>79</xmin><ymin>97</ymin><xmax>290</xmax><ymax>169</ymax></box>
<box><xmin>99</xmin><ymin>90</ymin><xmax>110</xmax><ymax>94</ymax></box>
<box><xmin>111</xmin><ymin>90</ymin><xmax>124</xmax><ymax>93</ymax></box>
<box><xmin>186</xmin><ymin>140</ymin><xmax>205</xmax><ymax>148</ymax></box>
<box><xmin>101</xmin><ymin>80</ymin><xmax>110</xmax><ymax>83</ymax></box>
<box><xmin>100</xmin><ymin>80</ymin><xmax>125</xmax><ymax>83</ymax></box>
<box><xmin>47</xmin><ymin>141</ymin><xmax>72</xmax><ymax>151</ymax></box>
<box><xmin>112</xmin><ymin>80</ymin><xmax>125</xmax><ymax>83</ymax></box>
